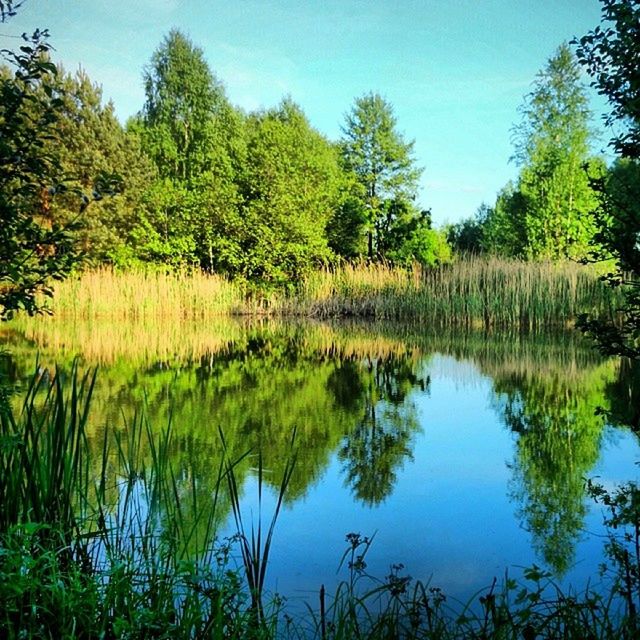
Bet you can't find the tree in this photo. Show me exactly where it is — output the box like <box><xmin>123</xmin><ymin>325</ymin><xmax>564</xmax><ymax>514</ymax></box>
<box><xmin>511</xmin><ymin>44</ymin><xmax>600</xmax><ymax>259</ymax></box>
<box><xmin>481</xmin><ymin>183</ymin><xmax>528</xmax><ymax>256</ymax></box>
<box><xmin>143</xmin><ymin>29</ymin><xmax>226</xmax><ymax>181</ymax></box>
<box><xmin>383</xmin><ymin>207</ymin><xmax>452</xmax><ymax>267</ymax></box>
<box><xmin>573</xmin><ymin>3</ymin><xmax>640</xmax><ymax>628</ymax></box>
<box><xmin>574</xmin><ymin>1</ymin><xmax>640</xmax><ymax>360</ymax></box>
<box><xmin>0</xmin><ymin>30</ymin><xmax>83</xmax><ymax>318</ymax></box>
<box><xmin>140</xmin><ymin>30</ymin><xmax>244</xmax><ymax>270</ymax></box>
<box><xmin>239</xmin><ymin>99</ymin><xmax>342</xmax><ymax>287</ymax></box>
<box><xmin>340</xmin><ymin>93</ymin><xmax>422</xmax><ymax>259</ymax></box>
<box><xmin>446</xmin><ymin>208</ymin><xmax>486</xmax><ymax>255</ymax></box>
<box><xmin>44</xmin><ymin>68</ymin><xmax>155</xmax><ymax>265</ymax></box>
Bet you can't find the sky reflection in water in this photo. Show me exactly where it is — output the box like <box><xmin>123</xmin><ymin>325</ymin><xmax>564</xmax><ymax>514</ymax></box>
<box><xmin>1</xmin><ymin>319</ymin><xmax>639</xmax><ymax>605</ymax></box>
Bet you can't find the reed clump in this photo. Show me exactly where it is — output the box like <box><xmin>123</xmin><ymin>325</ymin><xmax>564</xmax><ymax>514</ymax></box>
<box><xmin>290</xmin><ymin>257</ymin><xmax>619</xmax><ymax>329</ymax></box>
<box><xmin>31</xmin><ymin>257</ymin><xmax>620</xmax><ymax>329</ymax></box>
<box><xmin>46</xmin><ymin>267</ymin><xmax>245</xmax><ymax>319</ymax></box>
<box><xmin>0</xmin><ymin>364</ymin><xmax>260</xmax><ymax>638</ymax></box>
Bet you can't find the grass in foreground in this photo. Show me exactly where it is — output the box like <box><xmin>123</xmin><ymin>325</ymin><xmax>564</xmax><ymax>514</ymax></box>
<box><xmin>32</xmin><ymin>257</ymin><xmax>621</xmax><ymax>329</ymax></box>
<box><xmin>0</xmin><ymin>366</ymin><xmax>638</xmax><ymax>639</ymax></box>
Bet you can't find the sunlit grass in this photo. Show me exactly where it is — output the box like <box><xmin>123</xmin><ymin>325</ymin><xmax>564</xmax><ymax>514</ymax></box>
<box><xmin>47</xmin><ymin>267</ymin><xmax>245</xmax><ymax>319</ymax></box>
<box><xmin>288</xmin><ymin>257</ymin><xmax>619</xmax><ymax>328</ymax></box>
<box><xmin>34</xmin><ymin>258</ymin><xmax>619</xmax><ymax>329</ymax></box>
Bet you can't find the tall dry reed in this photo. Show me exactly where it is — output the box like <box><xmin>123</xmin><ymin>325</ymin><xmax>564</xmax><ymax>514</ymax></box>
<box><xmin>288</xmin><ymin>257</ymin><xmax>619</xmax><ymax>328</ymax></box>
<box><xmin>47</xmin><ymin>267</ymin><xmax>244</xmax><ymax>319</ymax></box>
<box><xmin>31</xmin><ymin>258</ymin><xmax>619</xmax><ymax>329</ymax></box>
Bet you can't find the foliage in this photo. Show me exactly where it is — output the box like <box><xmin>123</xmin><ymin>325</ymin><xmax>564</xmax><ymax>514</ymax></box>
<box><xmin>481</xmin><ymin>183</ymin><xmax>529</xmax><ymax>257</ymax></box>
<box><xmin>44</xmin><ymin>68</ymin><xmax>155</xmax><ymax>265</ymax></box>
<box><xmin>375</xmin><ymin>205</ymin><xmax>451</xmax><ymax>267</ymax></box>
<box><xmin>139</xmin><ymin>29</ymin><xmax>245</xmax><ymax>270</ymax></box>
<box><xmin>340</xmin><ymin>93</ymin><xmax>422</xmax><ymax>259</ymax></box>
<box><xmin>307</xmin><ymin>533</ymin><xmax>627</xmax><ymax>640</ymax></box>
<box><xmin>575</xmin><ymin>0</ymin><xmax>640</xmax><ymax>360</ymax></box>
<box><xmin>574</xmin><ymin>0</ymin><xmax>640</xmax><ymax>161</ymax></box>
<box><xmin>446</xmin><ymin>209</ymin><xmax>485</xmax><ymax>255</ymax></box>
<box><xmin>508</xmin><ymin>44</ymin><xmax>600</xmax><ymax>259</ymax></box>
<box><xmin>0</xmin><ymin>31</ymin><xmax>82</xmax><ymax>319</ymax></box>
<box><xmin>326</xmin><ymin>175</ymin><xmax>369</xmax><ymax>259</ymax></box>
<box><xmin>0</xmin><ymin>365</ymin><xmax>261</xmax><ymax>639</ymax></box>
<box><xmin>574</xmin><ymin>1</ymin><xmax>640</xmax><ymax>630</ymax></box>
<box><xmin>239</xmin><ymin>99</ymin><xmax>342</xmax><ymax>287</ymax></box>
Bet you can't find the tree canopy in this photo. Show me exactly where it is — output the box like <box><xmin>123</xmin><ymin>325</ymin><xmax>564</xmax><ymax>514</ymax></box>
<box><xmin>340</xmin><ymin>93</ymin><xmax>422</xmax><ymax>259</ymax></box>
<box><xmin>480</xmin><ymin>44</ymin><xmax>601</xmax><ymax>260</ymax></box>
<box><xmin>0</xmin><ymin>30</ymin><xmax>98</xmax><ymax>318</ymax></box>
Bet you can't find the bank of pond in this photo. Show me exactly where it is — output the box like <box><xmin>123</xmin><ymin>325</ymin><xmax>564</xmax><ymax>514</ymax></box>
<box><xmin>33</xmin><ymin>258</ymin><xmax>619</xmax><ymax>330</ymax></box>
<box><xmin>0</xmin><ymin>316</ymin><xmax>639</xmax><ymax>638</ymax></box>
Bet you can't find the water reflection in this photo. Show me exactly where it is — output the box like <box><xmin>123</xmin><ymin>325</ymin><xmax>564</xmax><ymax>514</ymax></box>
<box><xmin>1</xmin><ymin>317</ymin><xmax>638</xmax><ymax>586</ymax></box>
<box><xmin>495</xmin><ymin>369</ymin><xmax>609</xmax><ymax>574</ymax></box>
<box><xmin>338</xmin><ymin>357</ymin><xmax>427</xmax><ymax>505</ymax></box>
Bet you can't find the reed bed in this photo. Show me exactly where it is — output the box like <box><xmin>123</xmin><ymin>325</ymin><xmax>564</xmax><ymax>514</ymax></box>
<box><xmin>30</xmin><ymin>257</ymin><xmax>619</xmax><ymax>329</ymax></box>
<box><xmin>47</xmin><ymin>267</ymin><xmax>245</xmax><ymax>319</ymax></box>
<box><xmin>290</xmin><ymin>257</ymin><xmax>619</xmax><ymax>328</ymax></box>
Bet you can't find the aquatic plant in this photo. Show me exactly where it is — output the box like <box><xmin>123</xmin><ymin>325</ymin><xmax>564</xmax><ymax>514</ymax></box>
<box><xmin>22</xmin><ymin>258</ymin><xmax>619</xmax><ymax>329</ymax></box>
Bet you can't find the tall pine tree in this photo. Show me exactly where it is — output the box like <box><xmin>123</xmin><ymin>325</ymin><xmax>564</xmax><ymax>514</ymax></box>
<box><xmin>340</xmin><ymin>93</ymin><xmax>422</xmax><ymax>260</ymax></box>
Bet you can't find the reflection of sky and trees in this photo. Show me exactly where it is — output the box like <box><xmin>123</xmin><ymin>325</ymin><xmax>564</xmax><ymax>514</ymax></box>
<box><xmin>1</xmin><ymin>318</ymin><xmax>639</xmax><ymax>599</ymax></box>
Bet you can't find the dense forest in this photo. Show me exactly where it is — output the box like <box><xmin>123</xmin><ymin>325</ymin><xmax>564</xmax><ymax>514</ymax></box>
<box><xmin>2</xmin><ymin>3</ymin><xmax>638</xmax><ymax>319</ymax></box>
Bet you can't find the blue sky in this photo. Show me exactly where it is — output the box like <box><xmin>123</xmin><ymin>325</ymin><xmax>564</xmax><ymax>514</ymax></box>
<box><xmin>2</xmin><ymin>0</ymin><xmax>607</xmax><ymax>225</ymax></box>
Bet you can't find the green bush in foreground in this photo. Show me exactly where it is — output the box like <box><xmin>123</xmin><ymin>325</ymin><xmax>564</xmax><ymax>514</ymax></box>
<box><xmin>0</xmin><ymin>366</ymin><xmax>638</xmax><ymax>639</ymax></box>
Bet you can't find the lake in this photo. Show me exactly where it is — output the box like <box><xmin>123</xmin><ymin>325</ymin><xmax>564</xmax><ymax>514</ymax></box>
<box><xmin>1</xmin><ymin>317</ymin><xmax>639</xmax><ymax>609</ymax></box>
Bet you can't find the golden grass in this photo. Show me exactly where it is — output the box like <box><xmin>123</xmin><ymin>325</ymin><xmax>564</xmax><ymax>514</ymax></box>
<box><xmin>45</xmin><ymin>267</ymin><xmax>245</xmax><ymax>319</ymax></box>
<box><xmin>26</xmin><ymin>257</ymin><xmax>619</xmax><ymax>329</ymax></box>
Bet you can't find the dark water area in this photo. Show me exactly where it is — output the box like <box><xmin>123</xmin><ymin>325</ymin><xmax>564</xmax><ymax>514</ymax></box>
<box><xmin>1</xmin><ymin>318</ymin><xmax>639</xmax><ymax>607</ymax></box>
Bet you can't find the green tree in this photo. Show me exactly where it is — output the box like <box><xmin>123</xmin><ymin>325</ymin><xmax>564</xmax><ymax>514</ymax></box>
<box><xmin>383</xmin><ymin>206</ymin><xmax>452</xmax><ymax>267</ymax></box>
<box><xmin>0</xmin><ymin>31</ymin><xmax>83</xmax><ymax>318</ymax></box>
<box><xmin>326</xmin><ymin>172</ymin><xmax>369</xmax><ymax>259</ymax></box>
<box><xmin>239</xmin><ymin>99</ymin><xmax>342</xmax><ymax>287</ymax></box>
<box><xmin>340</xmin><ymin>93</ymin><xmax>422</xmax><ymax>259</ymax></box>
<box><xmin>45</xmin><ymin>68</ymin><xmax>155</xmax><ymax>265</ymax></box>
<box><xmin>143</xmin><ymin>29</ymin><xmax>227</xmax><ymax>181</ymax></box>
<box><xmin>446</xmin><ymin>211</ymin><xmax>485</xmax><ymax>255</ymax></box>
<box><xmin>575</xmin><ymin>0</ymin><xmax>640</xmax><ymax>361</ymax></box>
<box><xmin>511</xmin><ymin>44</ymin><xmax>601</xmax><ymax>259</ymax></box>
<box><xmin>481</xmin><ymin>183</ymin><xmax>528</xmax><ymax>256</ymax></box>
<box><xmin>574</xmin><ymin>3</ymin><xmax>640</xmax><ymax>628</ymax></box>
<box><xmin>140</xmin><ymin>30</ymin><xmax>244</xmax><ymax>270</ymax></box>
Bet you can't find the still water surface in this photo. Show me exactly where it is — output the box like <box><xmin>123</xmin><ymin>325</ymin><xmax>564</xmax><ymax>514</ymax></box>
<box><xmin>1</xmin><ymin>318</ymin><xmax>639</xmax><ymax>606</ymax></box>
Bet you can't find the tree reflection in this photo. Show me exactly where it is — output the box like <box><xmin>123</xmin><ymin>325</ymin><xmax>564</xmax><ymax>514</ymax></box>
<box><xmin>605</xmin><ymin>358</ymin><xmax>640</xmax><ymax>434</ymax></box>
<box><xmin>338</xmin><ymin>357</ymin><xmax>426</xmax><ymax>506</ymax></box>
<box><xmin>495</xmin><ymin>368</ymin><xmax>611</xmax><ymax>574</ymax></box>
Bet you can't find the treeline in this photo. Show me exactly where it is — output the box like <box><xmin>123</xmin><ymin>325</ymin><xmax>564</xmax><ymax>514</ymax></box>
<box><xmin>1</xmin><ymin>29</ymin><xmax>450</xmax><ymax>290</ymax></box>
<box><xmin>3</xmin><ymin>28</ymin><xmax>637</xmax><ymax>301</ymax></box>
<box><xmin>446</xmin><ymin>43</ymin><xmax>640</xmax><ymax>261</ymax></box>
